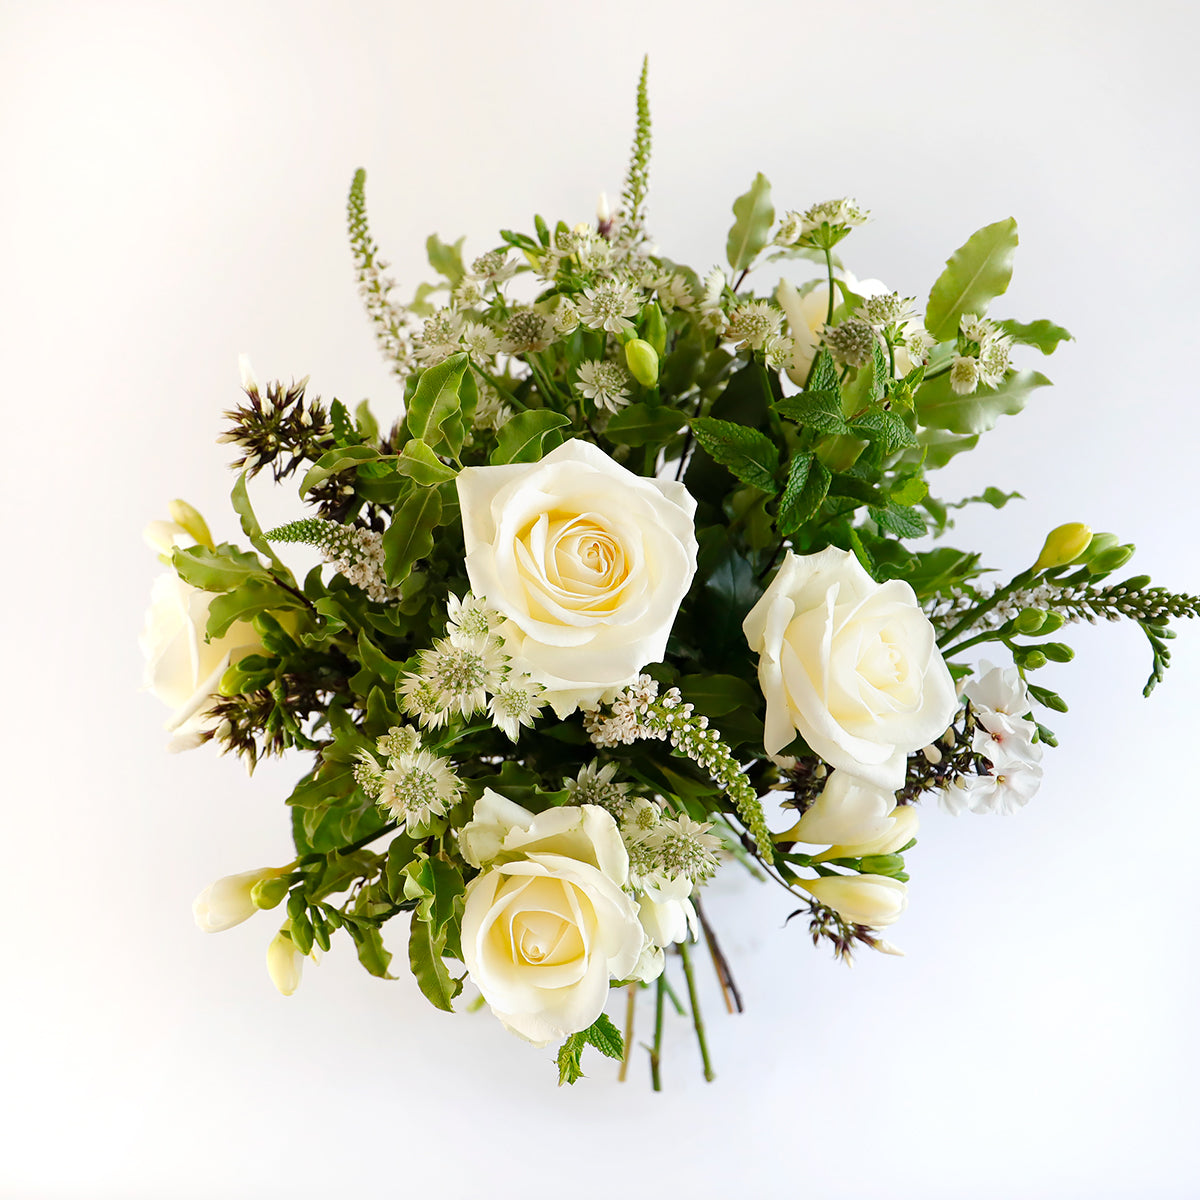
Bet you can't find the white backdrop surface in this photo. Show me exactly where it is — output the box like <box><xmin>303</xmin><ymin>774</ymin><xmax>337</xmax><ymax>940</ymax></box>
<box><xmin>2</xmin><ymin>1</ymin><xmax>1199</xmax><ymax>1197</ymax></box>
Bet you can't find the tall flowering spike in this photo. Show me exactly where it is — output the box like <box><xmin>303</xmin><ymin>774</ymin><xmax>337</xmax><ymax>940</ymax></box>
<box><xmin>617</xmin><ymin>55</ymin><xmax>651</xmax><ymax>245</ymax></box>
<box><xmin>265</xmin><ymin>518</ymin><xmax>398</xmax><ymax>604</ymax></box>
<box><xmin>347</xmin><ymin>168</ymin><xmax>416</xmax><ymax>378</ymax></box>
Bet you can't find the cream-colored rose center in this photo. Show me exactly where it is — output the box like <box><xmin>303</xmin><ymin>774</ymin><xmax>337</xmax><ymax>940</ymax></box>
<box><xmin>490</xmin><ymin>876</ymin><xmax>595</xmax><ymax>972</ymax></box>
<box><xmin>516</xmin><ymin>509</ymin><xmax>632</xmax><ymax>617</ymax></box>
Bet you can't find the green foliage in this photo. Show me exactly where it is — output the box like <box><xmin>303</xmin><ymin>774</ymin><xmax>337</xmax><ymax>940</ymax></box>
<box><xmin>172</xmin><ymin>543</ymin><xmax>265</xmax><ymax>593</ymax></box>
<box><xmin>603</xmin><ymin>403</ymin><xmax>687</xmax><ymax>446</ymax></box>
<box><xmin>925</xmin><ymin>217</ymin><xmax>1019</xmax><ymax>341</ymax></box>
<box><xmin>382</xmin><ymin>486</ymin><xmax>442</xmax><ymax>586</ymax></box>
<box><xmin>300</xmin><ymin>444</ymin><xmax>383</xmax><ymax>496</ymax></box>
<box><xmin>396</xmin><ymin>439</ymin><xmax>458</xmax><ymax>485</ymax></box>
<box><xmin>997</xmin><ymin>318</ymin><xmax>1073</xmax><ymax>354</ymax></box>
<box><xmin>491</xmin><ymin>410</ymin><xmax>571</xmax><ymax>464</ymax></box>
<box><xmin>725</xmin><ymin>173</ymin><xmax>774</xmax><ymax>272</ymax></box>
<box><xmin>556</xmin><ymin>1013</ymin><xmax>625</xmax><ymax>1086</ymax></box>
<box><xmin>690</xmin><ymin>417</ymin><xmax>779</xmax><ymax>493</ymax></box>
<box><xmin>409</xmin><ymin>914</ymin><xmax>462</xmax><ymax>1012</ymax></box>
<box><xmin>915</xmin><ymin>370</ymin><xmax>1052</xmax><ymax>435</ymax></box>
<box><xmin>426</xmin><ymin>234</ymin><xmax>466</xmax><ymax>285</ymax></box>
<box><xmin>405</xmin><ymin>354</ymin><xmax>469</xmax><ymax>458</ymax></box>
<box><xmin>777</xmin><ymin>454</ymin><xmax>830</xmax><ymax>536</ymax></box>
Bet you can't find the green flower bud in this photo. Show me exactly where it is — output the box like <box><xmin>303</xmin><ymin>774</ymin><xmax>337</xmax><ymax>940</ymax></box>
<box><xmin>858</xmin><ymin>854</ymin><xmax>906</xmax><ymax>877</ymax></box>
<box><xmin>251</xmin><ymin>874</ymin><xmax>291</xmax><ymax>910</ymax></box>
<box><xmin>624</xmin><ymin>338</ymin><xmax>660</xmax><ymax>387</ymax></box>
<box><xmin>1013</xmin><ymin>608</ymin><xmax>1047</xmax><ymax>634</ymax></box>
<box><xmin>641</xmin><ymin>302</ymin><xmax>667</xmax><ymax>355</ymax></box>
<box><xmin>1088</xmin><ymin>544</ymin><xmax>1135</xmax><ymax>575</ymax></box>
<box><xmin>1017</xmin><ymin>648</ymin><xmax>1048</xmax><ymax>670</ymax></box>
<box><xmin>1037</xmin><ymin>611</ymin><xmax>1065</xmax><ymax>636</ymax></box>
<box><xmin>1039</xmin><ymin>642</ymin><xmax>1075</xmax><ymax>663</ymax></box>
<box><xmin>1033</xmin><ymin>522</ymin><xmax>1092</xmax><ymax>572</ymax></box>
<box><xmin>1080</xmin><ymin>532</ymin><xmax>1118</xmax><ymax>560</ymax></box>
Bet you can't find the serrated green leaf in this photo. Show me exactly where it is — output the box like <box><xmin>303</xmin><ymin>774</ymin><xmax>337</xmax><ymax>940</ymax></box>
<box><xmin>300</xmin><ymin>444</ymin><xmax>384</xmax><ymax>496</ymax></box>
<box><xmin>556</xmin><ymin>1033</ymin><xmax>587</xmax><ymax>1086</ymax></box>
<box><xmin>602</xmin><ymin>403</ymin><xmax>687</xmax><ymax>446</ymax></box>
<box><xmin>776</xmin><ymin>453</ymin><xmax>830</xmax><ymax>536</ymax></box>
<box><xmin>725</xmin><ymin>173</ymin><xmax>774</xmax><ymax>272</ymax></box>
<box><xmin>775</xmin><ymin>389</ymin><xmax>848</xmax><ymax>434</ymax></box>
<box><xmin>872</xmin><ymin>503</ymin><xmax>927</xmax><ymax>539</ymax></box>
<box><xmin>925</xmin><ymin>218</ymin><xmax>1019</xmax><ymax>342</ymax></box>
<box><xmin>408</xmin><ymin>915</ymin><xmax>460</xmax><ymax>1012</ymax></box>
<box><xmin>915</xmin><ymin>369</ymin><xmax>1051</xmax><ymax>435</ymax></box>
<box><xmin>405</xmin><ymin>354</ymin><xmax>468</xmax><ymax>458</ymax></box>
<box><xmin>491</xmin><ymin>409</ymin><xmax>572</xmax><ymax>465</ymax></box>
<box><xmin>395</xmin><ymin>439</ymin><xmax>457</xmax><ymax>485</ymax></box>
<box><xmin>996</xmin><ymin>317</ymin><xmax>1072</xmax><ymax>354</ymax></box>
<box><xmin>849</xmin><ymin>408</ymin><xmax>918</xmax><ymax>453</ymax></box>
<box><xmin>382</xmin><ymin>486</ymin><xmax>442</xmax><ymax>587</ymax></box>
<box><xmin>808</xmin><ymin>349</ymin><xmax>840</xmax><ymax>394</ymax></box>
<box><xmin>171</xmin><ymin>543</ymin><xmax>266</xmax><ymax>593</ymax></box>
<box><xmin>426</xmin><ymin>233</ymin><xmax>466</xmax><ymax>285</ymax></box>
<box><xmin>690</xmin><ymin>417</ymin><xmax>779</xmax><ymax>493</ymax></box>
<box><xmin>584</xmin><ymin>1013</ymin><xmax>624</xmax><ymax>1060</ymax></box>
<box><xmin>889</xmin><ymin>475</ymin><xmax>928</xmax><ymax>507</ymax></box>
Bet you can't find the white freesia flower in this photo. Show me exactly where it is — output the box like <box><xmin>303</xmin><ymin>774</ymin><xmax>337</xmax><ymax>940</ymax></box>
<box><xmin>801</xmin><ymin>874</ymin><xmax>908</xmax><ymax>928</ymax></box>
<box><xmin>193</xmin><ymin>867</ymin><xmax>282</xmax><ymax>933</ymax></box>
<box><xmin>266</xmin><ymin>928</ymin><xmax>307</xmax><ymax>996</ymax></box>
<box><xmin>139</xmin><ymin>573</ymin><xmax>264</xmax><ymax>752</ymax></box>
<box><xmin>457</xmin><ymin>439</ymin><xmax>699</xmax><ymax>717</ymax></box>
<box><xmin>814</xmin><ymin>803</ymin><xmax>919</xmax><ymax>861</ymax></box>
<box><xmin>743</xmin><ymin>548</ymin><xmax>957</xmax><ymax>788</ymax></box>
<box><xmin>784</xmin><ymin>770</ymin><xmax>897</xmax><ymax>847</ymax></box>
<box><xmin>458</xmin><ymin>792</ymin><xmax>644</xmax><ymax>1045</ymax></box>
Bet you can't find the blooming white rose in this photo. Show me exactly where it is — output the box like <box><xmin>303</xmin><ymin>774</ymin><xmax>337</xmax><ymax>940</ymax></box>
<box><xmin>457</xmin><ymin>439</ymin><xmax>699</xmax><ymax>717</ymax></box>
<box><xmin>743</xmin><ymin>548</ymin><xmax>957</xmax><ymax>789</ymax></box>
<box><xmin>459</xmin><ymin>791</ymin><xmax>644</xmax><ymax>1045</ymax></box>
<box><xmin>140</xmin><ymin>573</ymin><xmax>264</xmax><ymax>751</ymax></box>
<box><xmin>801</xmin><ymin>874</ymin><xmax>908</xmax><ymax>928</ymax></box>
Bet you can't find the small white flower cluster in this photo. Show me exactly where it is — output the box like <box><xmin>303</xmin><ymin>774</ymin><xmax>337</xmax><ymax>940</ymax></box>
<box><xmin>856</xmin><ymin>292</ymin><xmax>916</xmax><ymax>329</ymax></box>
<box><xmin>354</xmin><ymin>724</ymin><xmax>463</xmax><ymax>829</ymax></box>
<box><xmin>501</xmin><ymin>307</ymin><xmax>555</xmax><ymax>355</ymax></box>
<box><xmin>821</xmin><ymin>317</ymin><xmax>878</xmax><ymax>369</ymax></box>
<box><xmin>724</xmin><ymin>300</ymin><xmax>783</xmax><ymax>351</ymax></box>
<box><xmin>942</xmin><ymin>662</ymin><xmax>1043</xmax><ymax>816</ymax></box>
<box><xmin>949</xmin><ymin>313</ymin><xmax>1014</xmax><ymax>395</ymax></box>
<box><xmin>352</xmin><ymin>256</ymin><xmax>420</xmax><ymax>379</ymax></box>
<box><xmin>576</xmin><ymin>359</ymin><xmax>633</xmax><ymax>413</ymax></box>
<box><xmin>576</xmin><ymin>277</ymin><xmax>642</xmax><ymax>336</ymax></box>
<box><xmin>582</xmin><ymin>674</ymin><xmax>773</xmax><ymax>859</ymax></box>
<box><xmin>625</xmin><ymin>806</ymin><xmax>721</xmax><ymax>889</ymax></box>
<box><xmin>564</xmin><ymin>760</ymin><xmax>631</xmax><ymax>818</ymax></box>
<box><xmin>399</xmin><ymin>593</ymin><xmax>548</xmax><ymax>740</ymax></box>
<box><xmin>303</xmin><ymin>522</ymin><xmax>399</xmax><ymax>605</ymax></box>
<box><xmin>775</xmin><ymin>199</ymin><xmax>869</xmax><ymax>249</ymax></box>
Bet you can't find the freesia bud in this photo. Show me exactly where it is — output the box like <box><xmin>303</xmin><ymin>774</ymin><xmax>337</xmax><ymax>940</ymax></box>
<box><xmin>800</xmin><ymin>874</ymin><xmax>908</xmax><ymax>927</ymax></box>
<box><xmin>142</xmin><ymin>520</ymin><xmax>191</xmax><ymax>558</ymax></box>
<box><xmin>167</xmin><ymin>499</ymin><xmax>215</xmax><ymax>550</ymax></box>
<box><xmin>815</xmin><ymin>804</ymin><xmax>919</xmax><ymax>861</ymax></box>
<box><xmin>1033</xmin><ymin>522</ymin><xmax>1092</xmax><ymax>572</ymax></box>
<box><xmin>193</xmin><ymin>867</ymin><xmax>284</xmax><ymax>933</ymax></box>
<box><xmin>266</xmin><ymin>928</ymin><xmax>304</xmax><ymax>996</ymax></box>
<box><xmin>624</xmin><ymin>338</ymin><xmax>660</xmax><ymax>387</ymax></box>
<box><xmin>596</xmin><ymin>191</ymin><xmax>611</xmax><ymax>223</ymax></box>
<box><xmin>778</xmin><ymin>771</ymin><xmax>896</xmax><ymax>847</ymax></box>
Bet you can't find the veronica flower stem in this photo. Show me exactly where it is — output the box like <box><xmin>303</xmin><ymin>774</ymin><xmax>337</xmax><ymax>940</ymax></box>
<box><xmin>937</xmin><ymin>568</ymin><xmax>1036</xmax><ymax>648</ymax></box>
<box><xmin>679</xmin><ymin>938</ymin><xmax>715</xmax><ymax>1083</ymax></box>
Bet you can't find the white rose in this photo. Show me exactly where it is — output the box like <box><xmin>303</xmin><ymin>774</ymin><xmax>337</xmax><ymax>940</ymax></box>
<box><xmin>140</xmin><ymin>572</ymin><xmax>264</xmax><ymax>752</ymax></box>
<box><xmin>743</xmin><ymin>548</ymin><xmax>957</xmax><ymax>788</ymax></box>
<box><xmin>459</xmin><ymin>791</ymin><xmax>644</xmax><ymax>1045</ymax></box>
<box><xmin>801</xmin><ymin>874</ymin><xmax>908</xmax><ymax>928</ymax></box>
<box><xmin>456</xmin><ymin>439</ymin><xmax>699</xmax><ymax>717</ymax></box>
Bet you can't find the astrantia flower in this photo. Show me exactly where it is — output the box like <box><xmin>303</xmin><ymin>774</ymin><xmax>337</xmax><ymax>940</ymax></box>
<box><xmin>472</xmin><ymin>384</ymin><xmax>511</xmax><ymax>432</ymax></box>
<box><xmin>899</xmin><ymin>322</ymin><xmax>936</xmax><ymax>366</ymax></box>
<box><xmin>417</xmin><ymin>637</ymin><xmax>506</xmax><ymax>717</ymax></box>
<box><xmin>801</xmin><ymin>198</ymin><xmax>869</xmax><ymax>237</ymax></box>
<box><xmin>576</xmin><ymin>278</ymin><xmax>642</xmax><ymax>335</ymax></box>
<box><xmin>650</xmin><ymin>271</ymin><xmax>695</xmax><ymax>313</ymax></box>
<box><xmin>725</xmin><ymin>300</ymin><xmax>783</xmax><ymax>351</ymax></box>
<box><xmin>378</xmin><ymin>748</ymin><xmax>462</xmax><ymax>826</ymax></box>
<box><xmin>564</xmin><ymin>761</ymin><xmax>630</xmax><ymax>819</ymax></box>
<box><xmin>488</xmin><ymin>674</ymin><xmax>546</xmax><ymax>741</ymax></box>
<box><xmin>445</xmin><ymin>591</ymin><xmax>505</xmax><ymax>647</ymax></box>
<box><xmin>823</xmin><ymin>318</ymin><xmax>877</xmax><ymax>368</ymax></box>
<box><xmin>552</xmin><ymin>298</ymin><xmax>580</xmax><ymax>335</ymax></box>
<box><xmin>857</xmin><ymin>292</ymin><xmax>916</xmax><ymax>329</ymax></box>
<box><xmin>763</xmin><ymin>333</ymin><xmax>795</xmax><ymax>370</ymax></box>
<box><xmin>950</xmin><ymin>354</ymin><xmax>981</xmax><ymax>395</ymax></box>
<box><xmin>414</xmin><ymin>310</ymin><xmax>464</xmax><ymax>365</ymax></box>
<box><xmin>774</xmin><ymin>210</ymin><xmax>805</xmax><ymax>246</ymax></box>
<box><xmin>978</xmin><ymin>335</ymin><xmax>1013</xmax><ymax>387</ymax></box>
<box><xmin>643</xmin><ymin>814</ymin><xmax>721</xmax><ymax>885</ymax></box>
<box><xmin>460</xmin><ymin>320</ymin><xmax>501</xmax><ymax>360</ymax></box>
<box><xmin>576</xmin><ymin>359</ymin><xmax>632</xmax><ymax>412</ymax></box>
<box><xmin>398</xmin><ymin>674</ymin><xmax>450</xmax><ymax>730</ymax></box>
<box><xmin>959</xmin><ymin>313</ymin><xmax>995</xmax><ymax>344</ymax></box>
<box><xmin>501</xmin><ymin>308</ymin><xmax>554</xmax><ymax>354</ymax></box>
<box><xmin>468</xmin><ymin>250</ymin><xmax>516</xmax><ymax>282</ymax></box>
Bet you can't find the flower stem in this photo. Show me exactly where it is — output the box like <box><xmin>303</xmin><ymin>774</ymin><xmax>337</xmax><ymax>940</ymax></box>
<box><xmin>937</xmin><ymin>568</ymin><xmax>1036</xmax><ymax>649</ymax></box>
<box><xmin>618</xmin><ymin>983</ymin><xmax>637</xmax><ymax>1083</ymax></box>
<box><xmin>824</xmin><ymin>248</ymin><xmax>835</xmax><ymax>325</ymax></box>
<box><xmin>650</xmin><ymin>974</ymin><xmax>666</xmax><ymax>1092</ymax></box>
<box><xmin>679</xmin><ymin>938</ymin><xmax>716</xmax><ymax>1083</ymax></box>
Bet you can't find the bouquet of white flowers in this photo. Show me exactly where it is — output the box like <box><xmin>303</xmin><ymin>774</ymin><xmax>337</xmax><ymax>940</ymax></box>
<box><xmin>141</xmin><ymin>61</ymin><xmax>1198</xmax><ymax>1087</ymax></box>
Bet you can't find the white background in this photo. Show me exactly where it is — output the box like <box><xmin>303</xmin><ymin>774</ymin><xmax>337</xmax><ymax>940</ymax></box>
<box><xmin>3</xmin><ymin>1</ymin><xmax>1199</xmax><ymax>1196</ymax></box>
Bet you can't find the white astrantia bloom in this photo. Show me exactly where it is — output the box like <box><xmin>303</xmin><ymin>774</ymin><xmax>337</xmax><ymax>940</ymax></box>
<box><xmin>468</xmin><ymin>250</ymin><xmax>517</xmax><ymax>283</ymax></box>
<box><xmin>950</xmin><ymin>354</ymin><xmax>981</xmax><ymax>395</ymax></box>
<box><xmin>576</xmin><ymin>278</ymin><xmax>641</xmax><ymax>335</ymax></box>
<box><xmin>552</xmin><ymin>298</ymin><xmax>580</xmax><ymax>335</ymax></box>
<box><xmin>488</xmin><ymin>674</ymin><xmax>547</xmax><ymax>741</ymax></box>
<box><xmin>500</xmin><ymin>308</ymin><xmax>554</xmax><ymax>354</ymax></box>
<box><xmin>460</xmin><ymin>321</ymin><xmax>501</xmax><ymax>360</ymax></box>
<box><xmin>801</xmin><ymin>874</ymin><xmax>907</xmax><ymax>928</ymax></box>
<box><xmin>784</xmin><ymin>770</ymin><xmax>897</xmax><ymax>847</ymax></box>
<box><xmin>575</xmin><ymin>359</ymin><xmax>632</xmax><ymax>413</ymax></box>
<box><xmin>414</xmin><ymin>310</ymin><xmax>464</xmax><ymax>365</ymax></box>
<box><xmin>457</xmin><ymin>792</ymin><xmax>644</xmax><ymax>1045</ymax></box>
<box><xmin>376</xmin><ymin>748</ymin><xmax>462</xmax><ymax>826</ymax></box>
<box><xmin>800</xmin><ymin>198</ymin><xmax>869</xmax><ymax>235</ymax></box>
<box><xmin>445</xmin><ymin>591</ymin><xmax>505</xmax><ymax>647</ymax></box>
<box><xmin>193</xmin><ymin>867</ymin><xmax>283</xmax><ymax>933</ymax></box>
<box><xmin>140</xmin><ymin>574</ymin><xmax>265</xmax><ymax>752</ymax></box>
<box><xmin>724</xmin><ymin>300</ymin><xmax>783</xmax><ymax>350</ymax></box>
<box><xmin>978</xmin><ymin>335</ymin><xmax>1013</xmax><ymax>387</ymax></box>
<box><xmin>471</xmin><ymin>384</ymin><xmax>511</xmax><ymax>433</ymax></box>
<box><xmin>856</xmin><ymin>292</ymin><xmax>916</xmax><ymax>329</ymax></box>
<box><xmin>564</xmin><ymin>760</ymin><xmax>630</xmax><ymax>818</ymax></box>
<box><xmin>412</xmin><ymin>636</ymin><xmax>506</xmax><ymax>718</ymax></box>
<box><xmin>743</xmin><ymin>548</ymin><xmax>957</xmax><ymax>789</ymax></box>
<box><xmin>456</xmin><ymin>439</ymin><xmax>699</xmax><ymax>717</ymax></box>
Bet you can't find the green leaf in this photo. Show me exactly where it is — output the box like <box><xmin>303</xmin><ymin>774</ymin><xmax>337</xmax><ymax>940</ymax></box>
<box><xmin>996</xmin><ymin>317</ymin><xmax>1072</xmax><ymax>354</ymax></box>
<box><xmin>602</xmin><ymin>402</ymin><xmax>687</xmax><ymax>446</ymax></box>
<box><xmin>426</xmin><ymin>233</ymin><xmax>466</xmax><ymax>285</ymax></box>
<box><xmin>491</xmin><ymin>409</ymin><xmax>571</xmax><ymax>465</ymax></box>
<box><xmin>678</xmin><ymin>674</ymin><xmax>761</xmax><ymax>717</ymax></box>
<box><xmin>1027</xmin><ymin>682</ymin><xmax>1069</xmax><ymax>713</ymax></box>
<box><xmin>690</xmin><ymin>417</ymin><xmax>779</xmax><ymax>494</ymax></box>
<box><xmin>556</xmin><ymin>1034</ymin><xmax>587</xmax><ymax>1086</ymax></box>
<box><xmin>915</xmin><ymin>427</ymin><xmax>980</xmax><ymax>469</ymax></box>
<box><xmin>231</xmin><ymin>472</ymin><xmax>289</xmax><ymax>574</ymax></box>
<box><xmin>405</xmin><ymin>354</ymin><xmax>468</xmax><ymax>458</ymax></box>
<box><xmin>849</xmin><ymin>408</ymin><xmax>918</xmax><ymax>453</ymax></box>
<box><xmin>206</xmin><ymin>578</ymin><xmax>305</xmax><ymax>639</ymax></box>
<box><xmin>355</xmin><ymin>399</ymin><xmax>380</xmax><ymax>441</ymax></box>
<box><xmin>725</xmin><ymin>172</ymin><xmax>774</xmax><ymax>272</ymax></box>
<box><xmin>408</xmin><ymin>915</ymin><xmax>461</xmax><ymax>1012</ymax></box>
<box><xmin>948</xmin><ymin>486</ymin><xmax>1023</xmax><ymax>511</ymax></box>
<box><xmin>776</xmin><ymin>453</ymin><xmax>830</xmax><ymax>536</ymax></box>
<box><xmin>775</xmin><ymin>389</ymin><xmax>848</xmax><ymax>434</ymax></box>
<box><xmin>925</xmin><ymin>218</ymin><xmax>1019</xmax><ymax>342</ymax></box>
<box><xmin>915</xmin><ymin>369</ymin><xmax>1051</xmax><ymax>435</ymax></box>
<box><xmin>171</xmin><ymin>543</ymin><xmax>266</xmax><ymax>593</ymax></box>
<box><xmin>414</xmin><ymin>858</ymin><xmax>464</xmax><ymax>936</ymax></box>
<box><xmin>300</xmin><ymin>444</ymin><xmax>383</xmax><ymax>496</ymax></box>
<box><xmin>555</xmin><ymin>1015</ymin><xmax>625</xmax><ymax>1086</ymax></box>
<box><xmin>382</xmin><ymin>486</ymin><xmax>442</xmax><ymax>587</ymax></box>
<box><xmin>872</xmin><ymin>503</ymin><xmax>927</xmax><ymax>539</ymax></box>
<box><xmin>889</xmin><ymin>475</ymin><xmax>928</xmax><ymax>507</ymax></box>
<box><xmin>348</xmin><ymin>922</ymin><xmax>394</xmax><ymax>979</ymax></box>
<box><xmin>808</xmin><ymin>349</ymin><xmax>840</xmax><ymax>394</ymax></box>
<box><xmin>395</xmin><ymin>439</ymin><xmax>457</xmax><ymax>485</ymax></box>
